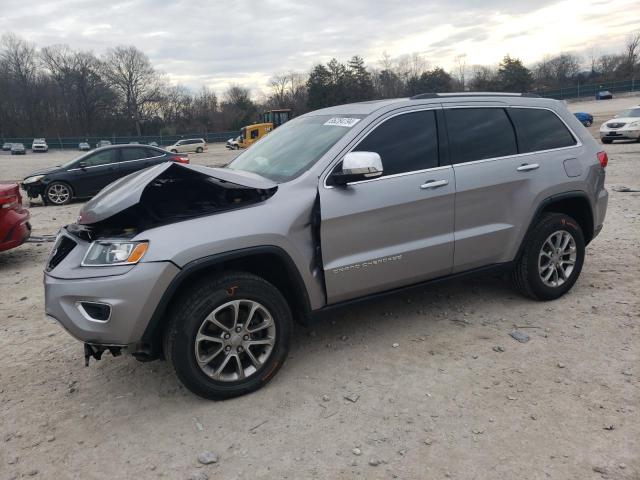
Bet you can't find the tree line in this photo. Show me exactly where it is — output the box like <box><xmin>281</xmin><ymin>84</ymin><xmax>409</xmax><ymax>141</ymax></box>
<box><xmin>1</xmin><ymin>31</ymin><xmax>638</xmax><ymax>138</ymax></box>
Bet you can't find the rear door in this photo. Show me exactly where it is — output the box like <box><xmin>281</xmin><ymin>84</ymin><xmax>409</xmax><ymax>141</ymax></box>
<box><xmin>445</xmin><ymin>105</ymin><xmax>579</xmax><ymax>272</ymax></box>
<box><xmin>319</xmin><ymin>108</ymin><xmax>455</xmax><ymax>303</ymax></box>
<box><xmin>118</xmin><ymin>147</ymin><xmax>166</xmax><ymax>177</ymax></box>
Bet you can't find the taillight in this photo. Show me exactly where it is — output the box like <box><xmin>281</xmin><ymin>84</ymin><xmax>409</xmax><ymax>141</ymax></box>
<box><xmin>0</xmin><ymin>194</ymin><xmax>19</xmax><ymax>209</ymax></box>
<box><xmin>597</xmin><ymin>151</ymin><xmax>608</xmax><ymax>168</ymax></box>
<box><xmin>174</xmin><ymin>155</ymin><xmax>190</xmax><ymax>164</ymax></box>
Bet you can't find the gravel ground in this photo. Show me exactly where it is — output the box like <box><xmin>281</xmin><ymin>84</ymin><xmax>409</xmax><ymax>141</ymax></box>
<box><xmin>0</xmin><ymin>100</ymin><xmax>638</xmax><ymax>480</ymax></box>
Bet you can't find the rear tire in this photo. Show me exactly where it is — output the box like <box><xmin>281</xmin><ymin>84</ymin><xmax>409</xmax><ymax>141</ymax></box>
<box><xmin>196</xmin><ymin>147</ymin><xmax>203</xmax><ymax>153</ymax></box>
<box><xmin>163</xmin><ymin>271</ymin><xmax>292</xmax><ymax>400</ymax></box>
<box><xmin>585</xmin><ymin>120</ymin><xmax>592</xmax><ymax>127</ymax></box>
<box><xmin>512</xmin><ymin>213</ymin><xmax>585</xmax><ymax>301</ymax></box>
<box><xmin>170</xmin><ymin>149</ymin><xmax>178</xmax><ymax>153</ymax></box>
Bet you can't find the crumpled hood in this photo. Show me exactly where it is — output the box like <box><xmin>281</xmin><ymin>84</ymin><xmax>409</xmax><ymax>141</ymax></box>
<box><xmin>78</xmin><ymin>162</ymin><xmax>277</xmax><ymax>225</ymax></box>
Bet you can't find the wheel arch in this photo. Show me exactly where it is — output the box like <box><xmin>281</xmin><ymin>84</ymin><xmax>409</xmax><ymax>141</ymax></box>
<box><xmin>139</xmin><ymin>246</ymin><xmax>312</xmax><ymax>358</ymax></box>
<box><xmin>516</xmin><ymin>191</ymin><xmax>595</xmax><ymax>261</ymax></box>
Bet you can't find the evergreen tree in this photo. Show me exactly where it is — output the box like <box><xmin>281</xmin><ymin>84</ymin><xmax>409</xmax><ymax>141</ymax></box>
<box><xmin>497</xmin><ymin>55</ymin><xmax>533</xmax><ymax>92</ymax></box>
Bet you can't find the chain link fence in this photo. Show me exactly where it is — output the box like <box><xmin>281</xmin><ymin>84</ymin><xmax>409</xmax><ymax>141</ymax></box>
<box><xmin>532</xmin><ymin>78</ymin><xmax>639</xmax><ymax>100</ymax></box>
<box><xmin>0</xmin><ymin>131</ymin><xmax>241</xmax><ymax>150</ymax></box>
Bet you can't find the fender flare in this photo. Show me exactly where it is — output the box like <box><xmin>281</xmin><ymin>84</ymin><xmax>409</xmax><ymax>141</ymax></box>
<box><xmin>515</xmin><ymin>190</ymin><xmax>594</xmax><ymax>260</ymax></box>
<box><xmin>140</xmin><ymin>245</ymin><xmax>312</xmax><ymax>345</ymax></box>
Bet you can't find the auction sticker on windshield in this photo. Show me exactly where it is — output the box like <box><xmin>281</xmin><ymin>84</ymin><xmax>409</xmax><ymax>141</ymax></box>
<box><xmin>324</xmin><ymin>117</ymin><xmax>361</xmax><ymax>127</ymax></box>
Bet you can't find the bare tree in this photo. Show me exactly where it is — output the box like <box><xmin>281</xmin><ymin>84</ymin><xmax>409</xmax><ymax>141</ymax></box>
<box><xmin>453</xmin><ymin>54</ymin><xmax>468</xmax><ymax>90</ymax></box>
<box><xmin>622</xmin><ymin>31</ymin><xmax>640</xmax><ymax>79</ymax></box>
<box><xmin>41</xmin><ymin>45</ymin><xmax>114</xmax><ymax>134</ymax></box>
<box><xmin>102</xmin><ymin>46</ymin><xmax>162</xmax><ymax>135</ymax></box>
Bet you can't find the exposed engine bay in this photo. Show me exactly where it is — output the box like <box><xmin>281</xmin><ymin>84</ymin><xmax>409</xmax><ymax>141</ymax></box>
<box><xmin>68</xmin><ymin>163</ymin><xmax>278</xmax><ymax>241</ymax></box>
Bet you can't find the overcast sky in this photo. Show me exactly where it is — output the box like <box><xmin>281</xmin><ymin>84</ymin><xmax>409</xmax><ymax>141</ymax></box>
<box><xmin>1</xmin><ymin>0</ymin><xmax>638</xmax><ymax>95</ymax></box>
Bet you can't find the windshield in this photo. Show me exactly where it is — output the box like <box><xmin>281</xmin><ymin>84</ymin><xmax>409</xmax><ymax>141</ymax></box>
<box><xmin>227</xmin><ymin>114</ymin><xmax>364</xmax><ymax>182</ymax></box>
<box><xmin>617</xmin><ymin>108</ymin><xmax>640</xmax><ymax>118</ymax></box>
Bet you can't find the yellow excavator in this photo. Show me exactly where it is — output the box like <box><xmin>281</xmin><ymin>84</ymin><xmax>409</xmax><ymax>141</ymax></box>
<box><xmin>227</xmin><ymin>109</ymin><xmax>292</xmax><ymax>150</ymax></box>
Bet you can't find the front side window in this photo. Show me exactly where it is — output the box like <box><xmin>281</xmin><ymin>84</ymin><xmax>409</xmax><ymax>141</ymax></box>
<box><xmin>228</xmin><ymin>114</ymin><xmax>362</xmax><ymax>182</ymax></box>
<box><xmin>354</xmin><ymin>110</ymin><xmax>439</xmax><ymax>176</ymax></box>
<box><xmin>445</xmin><ymin>108</ymin><xmax>517</xmax><ymax>164</ymax></box>
<box><xmin>250</xmin><ymin>129</ymin><xmax>260</xmax><ymax>139</ymax></box>
<box><xmin>83</xmin><ymin>149</ymin><xmax>117</xmax><ymax>167</ymax></box>
<box><xmin>509</xmin><ymin>108</ymin><xmax>576</xmax><ymax>153</ymax></box>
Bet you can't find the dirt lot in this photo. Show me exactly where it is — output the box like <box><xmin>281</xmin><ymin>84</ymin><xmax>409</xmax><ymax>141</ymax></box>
<box><xmin>0</xmin><ymin>100</ymin><xmax>638</xmax><ymax>480</ymax></box>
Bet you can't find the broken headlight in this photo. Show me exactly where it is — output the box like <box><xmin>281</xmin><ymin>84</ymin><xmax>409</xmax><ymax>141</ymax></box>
<box><xmin>81</xmin><ymin>241</ymin><xmax>149</xmax><ymax>266</ymax></box>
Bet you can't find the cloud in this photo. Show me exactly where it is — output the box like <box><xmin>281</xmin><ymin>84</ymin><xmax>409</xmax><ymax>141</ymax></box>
<box><xmin>1</xmin><ymin>0</ymin><xmax>638</xmax><ymax>95</ymax></box>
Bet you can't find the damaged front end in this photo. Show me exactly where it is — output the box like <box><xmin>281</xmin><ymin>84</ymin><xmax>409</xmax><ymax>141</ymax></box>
<box><xmin>71</xmin><ymin>162</ymin><xmax>278</xmax><ymax>240</ymax></box>
<box><xmin>45</xmin><ymin>162</ymin><xmax>279</xmax><ymax>359</ymax></box>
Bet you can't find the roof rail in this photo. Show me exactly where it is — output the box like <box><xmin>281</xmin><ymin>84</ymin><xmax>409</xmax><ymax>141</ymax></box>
<box><xmin>410</xmin><ymin>92</ymin><xmax>541</xmax><ymax>100</ymax></box>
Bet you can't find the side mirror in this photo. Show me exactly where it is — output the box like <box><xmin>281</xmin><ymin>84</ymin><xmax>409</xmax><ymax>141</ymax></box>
<box><xmin>332</xmin><ymin>152</ymin><xmax>383</xmax><ymax>186</ymax></box>
<box><xmin>78</xmin><ymin>161</ymin><xmax>87</xmax><ymax>169</ymax></box>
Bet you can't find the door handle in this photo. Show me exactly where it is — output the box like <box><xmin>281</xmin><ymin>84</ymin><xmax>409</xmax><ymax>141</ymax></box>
<box><xmin>517</xmin><ymin>163</ymin><xmax>540</xmax><ymax>172</ymax></box>
<box><xmin>420</xmin><ymin>179</ymin><xmax>449</xmax><ymax>189</ymax></box>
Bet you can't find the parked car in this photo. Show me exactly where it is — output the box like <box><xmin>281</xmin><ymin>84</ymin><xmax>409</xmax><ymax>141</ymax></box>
<box><xmin>31</xmin><ymin>138</ymin><xmax>48</xmax><ymax>152</ymax></box>
<box><xmin>599</xmin><ymin>105</ymin><xmax>640</xmax><ymax>143</ymax></box>
<box><xmin>226</xmin><ymin>136</ymin><xmax>241</xmax><ymax>150</ymax></box>
<box><xmin>10</xmin><ymin>143</ymin><xmax>26</xmax><ymax>155</ymax></box>
<box><xmin>0</xmin><ymin>183</ymin><xmax>30</xmax><ymax>252</ymax></box>
<box><xmin>2</xmin><ymin>142</ymin><xmax>12</xmax><ymax>151</ymax></box>
<box><xmin>79</xmin><ymin>142</ymin><xmax>91</xmax><ymax>151</ymax></box>
<box><xmin>167</xmin><ymin>138</ymin><xmax>207</xmax><ymax>154</ymax></box>
<box><xmin>96</xmin><ymin>140</ymin><xmax>111</xmax><ymax>148</ymax></box>
<box><xmin>22</xmin><ymin>145</ymin><xmax>190</xmax><ymax>205</ymax></box>
<box><xmin>43</xmin><ymin>93</ymin><xmax>608</xmax><ymax>400</ymax></box>
<box><xmin>596</xmin><ymin>90</ymin><xmax>613</xmax><ymax>100</ymax></box>
<box><xmin>148</xmin><ymin>141</ymin><xmax>158</xmax><ymax>147</ymax></box>
<box><xmin>574</xmin><ymin>112</ymin><xmax>593</xmax><ymax>127</ymax></box>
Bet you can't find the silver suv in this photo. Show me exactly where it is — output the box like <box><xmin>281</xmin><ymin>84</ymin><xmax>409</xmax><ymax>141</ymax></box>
<box><xmin>44</xmin><ymin>93</ymin><xmax>609</xmax><ymax>399</ymax></box>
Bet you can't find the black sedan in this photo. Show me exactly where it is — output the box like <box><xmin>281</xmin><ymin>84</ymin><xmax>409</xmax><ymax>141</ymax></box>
<box><xmin>22</xmin><ymin>144</ymin><xmax>189</xmax><ymax>205</ymax></box>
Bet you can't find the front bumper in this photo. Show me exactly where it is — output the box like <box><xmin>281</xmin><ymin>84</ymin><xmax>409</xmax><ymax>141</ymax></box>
<box><xmin>599</xmin><ymin>127</ymin><xmax>640</xmax><ymax>140</ymax></box>
<box><xmin>45</xmin><ymin>261</ymin><xmax>180</xmax><ymax>346</ymax></box>
<box><xmin>22</xmin><ymin>183</ymin><xmax>45</xmax><ymax>198</ymax></box>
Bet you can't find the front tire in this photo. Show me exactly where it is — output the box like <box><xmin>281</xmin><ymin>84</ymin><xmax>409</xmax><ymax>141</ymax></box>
<box><xmin>512</xmin><ymin>213</ymin><xmax>585</xmax><ymax>301</ymax></box>
<box><xmin>585</xmin><ymin>120</ymin><xmax>592</xmax><ymax>127</ymax></box>
<box><xmin>164</xmin><ymin>272</ymin><xmax>292</xmax><ymax>400</ymax></box>
<box><xmin>45</xmin><ymin>182</ymin><xmax>73</xmax><ymax>205</ymax></box>
<box><xmin>170</xmin><ymin>149</ymin><xmax>178</xmax><ymax>153</ymax></box>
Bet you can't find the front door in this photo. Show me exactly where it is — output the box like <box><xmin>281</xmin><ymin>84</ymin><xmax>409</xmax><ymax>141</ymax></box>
<box><xmin>66</xmin><ymin>148</ymin><xmax>120</xmax><ymax>197</ymax></box>
<box><xmin>319</xmin><ymin>109</ymin><xmax>455</xmax><ymax>304</ymax></box>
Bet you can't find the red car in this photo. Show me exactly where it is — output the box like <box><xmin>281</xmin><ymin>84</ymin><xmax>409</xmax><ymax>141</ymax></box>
<box><xmin>0</xmin><ymin>184</ymin><xmax>31</xmax><ymax>252</ymax></box>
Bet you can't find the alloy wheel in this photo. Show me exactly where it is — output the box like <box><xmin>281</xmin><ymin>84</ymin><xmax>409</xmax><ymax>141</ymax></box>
<box><xmin>538</xmin><ymin>230</ymin><xmax>577</xmax><ymax>288</ymax></box>
<box><xmin>47</xmin><ymin>184</ymin><xmax>71</xmax><ymax>205</ymax></box>
<box><xmin>194</xmin><ymin>299</ymin><xmax>276</xmax><ymax>382</ymax></box>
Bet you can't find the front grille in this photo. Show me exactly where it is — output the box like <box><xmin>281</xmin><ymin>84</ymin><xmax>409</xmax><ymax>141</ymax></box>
<box><xmin>606</xmin><ymin>122</ymin><xmax>625</xmax><ymax>129</ymax></box>
<box><xmin>46</xmin><ymin>236</ymin><xmax>76</xmax><ymax>271</ymax></box>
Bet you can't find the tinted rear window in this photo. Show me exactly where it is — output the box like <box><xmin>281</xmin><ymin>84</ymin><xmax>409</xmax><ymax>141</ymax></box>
<box><xmin>509</xmin><ymin>108</ymin><xmax>576</xmax><ymax>152</ymax></box>
<box><xmin>354</xmin><ymin>110</ymin><xmax>439</xmax><ymax>175</ymax></box>
<box><xmin>445</xmin><ymin>108</ymin><xmax>517</xmax><ymax>164</ymax></box>
<box><xmin>120</xmin><ymin>147</ymin><xmax>147</xmax><ymax>162</ymax></box>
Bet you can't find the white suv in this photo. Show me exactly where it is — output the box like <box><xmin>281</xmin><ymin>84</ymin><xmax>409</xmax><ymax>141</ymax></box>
<box><xmin>599</xmin><ymin>105</ymin><xmax>640</xmax><ymax>143</ymax></box>
<box><xmin>31</xmin><ymin>138</ymin><xmax>48</xmax><ymax>152</ymax></box>
<box><xmin>167</xmin><ymin>138</ymin><xmax>207</xmax><ymax>154</ymax></box>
